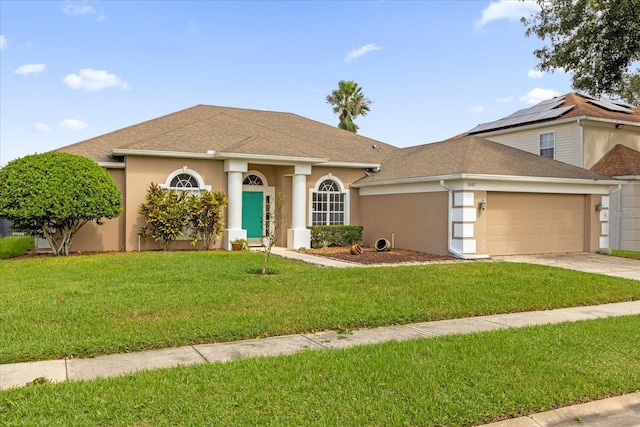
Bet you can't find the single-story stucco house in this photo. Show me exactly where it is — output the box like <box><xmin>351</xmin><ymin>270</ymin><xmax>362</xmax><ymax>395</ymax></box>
<box><xmin>51</xmin><ymin>104</ymin><xmax>618</xmax><ymax>257</ymax></box>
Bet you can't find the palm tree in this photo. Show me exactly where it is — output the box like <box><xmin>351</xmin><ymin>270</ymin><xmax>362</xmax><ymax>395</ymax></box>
<box><xmin>326</xmin><ymin>80</ymin><xmax>372</xmax><ymax>133</ymax></box>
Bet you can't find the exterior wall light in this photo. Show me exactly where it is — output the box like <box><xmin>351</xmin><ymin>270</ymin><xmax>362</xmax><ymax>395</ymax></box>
<box><xmin>595</xmin><ymin>202</ymin><xmax>603</xmax><ymax>212</ymax></box>
<box><xmin>478</xmin><ymin>199</ymin><xmax>486</xmax><ymax>211</ymax></box>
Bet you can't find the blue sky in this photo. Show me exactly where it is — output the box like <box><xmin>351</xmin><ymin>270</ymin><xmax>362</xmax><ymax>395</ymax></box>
<box><xmin>0</xmin><ymin>0</ymin><xmax>574</xmax><ymax>166</ymax></box>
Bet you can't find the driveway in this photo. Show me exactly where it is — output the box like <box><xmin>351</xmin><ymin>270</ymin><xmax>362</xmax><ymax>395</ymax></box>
<box><xmin>493</xmin><ymin>253</ymin><xmax>640</xmax><ymax>281</ymax></box>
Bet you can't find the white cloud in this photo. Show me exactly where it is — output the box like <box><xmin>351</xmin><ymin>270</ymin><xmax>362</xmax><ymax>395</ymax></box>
<box><xmin>0</xmin><ymin>35</ymin><xmax>6</xmax><ymax>50</ymax></box>
<box><xmin>476</xmin><ymin>0</ymin><xmax>539</xmax><ymax>27</ymax></box>
<box><xmin>62</xmin><ymin>0</ymin><xmax>96</xmax><ymax>16</ymax></box>
<box><xmin>63</xmin><ymin>68</ymin><xmax>129</xmax><ymax>92</ymax></box>
<box><xmin>496</xmin><ymin>96</ymin><xmax>514</xmax><ymax>104</ymax></box>
<box><xmin>519</xmin><ymin>88</ymin><xmax>560</xmax><ymax>105</ymax></box>
<box><xmin>35</xmin><ymin>123</ymin><xmax>51</xmax><ymax>133</ymax></box>
<box><xmin>59</xmin><ymin>119</ymin><xmax>88</xmax><ymax>131</ymax></box>
<box><xmin>470</xmin><ymin>105</ymin><xmax>485</xmax><ymax>113</ymax></box>
<box><xmin>62</xmin><ymin>1</ymin><xmax>105</xmax><ymax>20</ymax></box>
<box><xmin>528</xmin><ymin>69</ymin><xmax>545</xmax><ymax>79</ymax></box>
<box><xmin>14</xmin><ymin>63</ymin><xmax>46</xmax><ymax>75</ymax></box>
<box><xmin>345</xmin><ymin>43</ymin><xmax>382</xmax><ymax>63</ymax></box>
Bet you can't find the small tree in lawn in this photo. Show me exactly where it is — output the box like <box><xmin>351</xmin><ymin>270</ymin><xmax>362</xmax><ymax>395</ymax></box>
<box><xmin>0</xmin><ymin>152</ymin><xmax>122</xmax><ymax>256</ymax></box>
<box><xmin>187</xmin><ymin>190</ymin><xmax>228</xmax><ymax>250</ymax></box>
<box><xmin>261</xmin><ymin>192</ymin><xmax>285</xmax><ymax>275</ymax></box>
<box><xmin>138</xmin><ymin>183</ymin><xmax>189</xmax><ymax>250</ymax></box>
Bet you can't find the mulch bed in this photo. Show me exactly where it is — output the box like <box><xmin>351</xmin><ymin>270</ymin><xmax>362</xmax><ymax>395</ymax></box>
<box><xmin>305</xmin><ymin>246</ymin><xmax>456</xmax><ymax>265</ymax></box>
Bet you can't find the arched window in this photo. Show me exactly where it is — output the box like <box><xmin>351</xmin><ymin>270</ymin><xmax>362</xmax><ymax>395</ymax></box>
<box><xmin>161</xmin><ymin>168</ymin><xmax>211</xmax><ymax>195</ymax></box>
<box><xmin>243</xmin><ymin>174</ymin><xmax>264</xmax><ymax>186</ymax></box>
<box><xmin>312</xmin><ymin>178</ymin><xmax>346</xmax><ymax>226</ymax></box>
<box><xmin>170</xmin><ymin>173</ymin><xmax>200</xmax><ymax>190</ymax></box>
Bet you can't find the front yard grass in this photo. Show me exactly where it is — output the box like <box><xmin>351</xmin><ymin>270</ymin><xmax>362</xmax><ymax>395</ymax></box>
<box><xmin>2</xmin><ymin>315</ymin><xmax>639</xmax><ymax>426</ymax></box>
<box><xmin>612</xmin><ymin>249</ymin><xmax>640</xmax><ymax>260</ymax></box>
<box><xmin>1</xmin><ymin>251</ymin><xmax>639</xmax><ymax>364</ymax></box>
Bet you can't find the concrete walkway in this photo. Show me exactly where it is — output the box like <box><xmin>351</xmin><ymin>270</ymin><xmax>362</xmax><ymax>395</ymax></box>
<box><xmin>271</xmin><ymin>248</ymin><xmax>640</xmax><ymax>281</ymax></box>
<box><xmin>493</xmin><ymin>252</ymin><xmax>640</xmax><ymax>281</ymax></box>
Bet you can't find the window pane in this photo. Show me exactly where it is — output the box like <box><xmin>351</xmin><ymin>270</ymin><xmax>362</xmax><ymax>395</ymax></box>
<box><xmin>311</xmin><ymin>178</ymin><xmax>346</xmax><ymax>226</ymax></box>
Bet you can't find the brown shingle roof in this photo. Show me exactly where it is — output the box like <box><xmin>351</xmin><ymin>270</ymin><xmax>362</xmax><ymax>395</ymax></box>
<box><xmin>355</xmin><ymin>135</ymin><xmax>609</xmax><ymax>185</ymax></box>
<box><xmin>591</xmin><ymin>144</ymin><xmax>640</xmax><ymax>176</ymax></box>
<box><xmin>467</xmin><ymin>92</ymin><xmax>640</xmax><ymax>135</ymax></box>
<box><xmin>56</xmin><ymin>105</ymin><xmax>398</xmax><ymax>164</ymax></box>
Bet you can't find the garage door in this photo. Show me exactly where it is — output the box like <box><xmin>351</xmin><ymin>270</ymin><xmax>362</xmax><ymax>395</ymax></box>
<box><xmin>486</xmin><ymin>193</ymin><xmax>585</xmax><ymax>255</ymax></box>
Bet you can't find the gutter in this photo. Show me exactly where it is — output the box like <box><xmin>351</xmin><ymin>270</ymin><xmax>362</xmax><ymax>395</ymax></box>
<box><xmin>609</xmin><ymin>183</ymin><xmax>623</xmax><ymax>249</ymax></box>
<box><xmin>439</xmin><ymin>180</ymin><xmax>490</xmax><ymax>260</ymax></box>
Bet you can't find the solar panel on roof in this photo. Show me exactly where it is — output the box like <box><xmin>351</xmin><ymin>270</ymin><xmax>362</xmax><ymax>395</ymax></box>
<box><xmin>466</xmin><ymin>103</ymin><xmax>574</xmax><ymax>134</ymax></box>
<box><xmin>587</xmin><ymin>99</ymin><xmax>632</xmax><ymax>114</ymax></box>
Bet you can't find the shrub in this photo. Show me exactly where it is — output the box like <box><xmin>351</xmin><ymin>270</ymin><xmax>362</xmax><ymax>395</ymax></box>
<box><xmin>308</xmin><ymin>225</ymin><xmax>363</xmax><ymax>248</ymax></box>
<box><xmin>0</xmin><ymin>152</ymin><xmax>122</xmax><ymax>256</ymax></box>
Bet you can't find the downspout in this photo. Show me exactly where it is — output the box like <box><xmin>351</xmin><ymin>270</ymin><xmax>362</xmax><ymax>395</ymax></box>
<box><xmin>609</xmin><ymin>183</ymin><xmax>623</xmax><ymax>249</ymax></box>
<box><xmin>439</xmin><ymin>180</ymin><xmax>490</xmax><ymax>260</ymax></box>
<box><xmin>577</xmin><ymin>119</ymin><xmax>584</xmax><ymax>168</ymax></box>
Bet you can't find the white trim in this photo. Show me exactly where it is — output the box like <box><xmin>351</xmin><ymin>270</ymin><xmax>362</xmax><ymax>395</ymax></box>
<box><xmin>539</xmin><ymin>130</ymin><xmax>555</xmax><ymax>159</ymax></box>
<box><xmin>98</xmin><ymin>161</ymin><xmax>126</xmax><ymax>169</ymax></box>
<box><xmin>452</xmin><ymin>207</ymin><xmax>476</xmax><ymax>222</ymax></box>
<box><xmin>218</xmin><ymin>152</ymin><xmax>327</xmax><ymax>165</ymax></box>
<box><xmin>322</xmin><ymin>161</ymin><xmax>381</xmax><ymax>169</ymax></box>
<box><xmin>160</xmin><ymin>168</ymin><xmax>212</xmax><ymax>191</ymax></box>
<box><xmin>109</xmin><ymin>149</ymin><xmax>217</xmax><ymax>159</ymax></box>
<box><xmin>352</xmin><ymin>172</ymin><xmax>619</xmax><ymax>189</ymax></box>
<box><xmin>455</xmin><ymin>192</ymin><xmax>475</xmax><ymax>207</ymax></box>
<box><xmin>308</xmin><ymin>174</ymin><xmax>350</xmax><ymax>226</ymax></box>
<box><xmin>243</xmin><ymin>170</ymin><xmax>269</xmax><ymax>187</ymax></box>
<box><xmin>242</xmin><ymin>171</ymin><xmax>276</xmax><ymax>242</ymax></box>
<box><xmin>451</xmin><ymin>238</ymin><xmax>477</xmax><ymax>254</ymax></box>
<box><xmin>454</xmin><ymin>223</ymin><xmax>474</xmax><ymax>238</ymax></box>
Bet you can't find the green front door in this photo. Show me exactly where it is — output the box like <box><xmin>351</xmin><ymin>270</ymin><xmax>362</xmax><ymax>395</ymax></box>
<box><xmin>242</xmin><ymin>191</ymin><xmax>263</xmax><ymax>238</ymax></box>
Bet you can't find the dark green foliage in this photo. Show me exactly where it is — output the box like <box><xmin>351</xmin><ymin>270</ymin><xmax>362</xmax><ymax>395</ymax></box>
<box><xmin>187</xmin><ymin>190</ymin><xmax>228</xmax><ymax>250</ymax></box>
<box><xmin>326</xmin><ymin>80</ymin><xmax>372</xmax><ymax>133</ymax></box>
<box><xmin>139</xmin><ymin>185</ymin><xmax>229</xmax><ymax>251</ymax></box>
<box><xmin>0</xmin><ymin>236</ymin><xmax>34</xmax><ymax>259</ymax></box>
<box><xmin>0</xmin><ymin>152</ymin><xmax>122</xmax><ymax>255</ymax></box>
<box><xmin>523</xmin><ymin>0</ymin><xmax>640</xmax><ymax>102</ymax></box>
<box><xmin>138</xmin><ymin>183</ymin><xmax>190</xmax><ymax>250</ymax></box>
<box><xmin>308</xmin><ymin>225</ymin><xmax>363</xmax><ymax>248</ymax></box>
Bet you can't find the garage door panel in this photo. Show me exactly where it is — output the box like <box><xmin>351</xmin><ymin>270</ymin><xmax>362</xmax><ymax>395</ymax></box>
<box><xmin>486</xmin><ymin>193</ymin><xmax>585</xmax><ymax>255</ymax></box>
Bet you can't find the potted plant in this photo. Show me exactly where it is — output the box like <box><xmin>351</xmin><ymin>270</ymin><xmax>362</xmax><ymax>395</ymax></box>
<box><xmin>231</xmin><ymin>238</ymin><xmax>249</xmax><ymax>252</ymax></box>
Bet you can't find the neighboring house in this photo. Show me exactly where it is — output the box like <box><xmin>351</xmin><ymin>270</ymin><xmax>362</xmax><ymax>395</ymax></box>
<box><xmin>53</xmin><ymin>104</ymin><xmax>617</xmax><ymax>257</ymax></box>
<box><xmin>466</xmin><ymin>92</ymin><xmax>640</xmax><ymax>250</ymax></box>
<box><xmin>591</xmin><ymin>145</ymin><xmax>640</xmax><ymax>251</ymax></box>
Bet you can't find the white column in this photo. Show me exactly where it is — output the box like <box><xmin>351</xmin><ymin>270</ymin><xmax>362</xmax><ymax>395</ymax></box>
<box><xmin>287</xmin><ymin>164</ymin><xmax>311</xmax><ymax>249</ymax></box>
<box><xmin>224</xmin><ymin>160</ymin><xmax>248</xmax><ymax>250</ymax></box>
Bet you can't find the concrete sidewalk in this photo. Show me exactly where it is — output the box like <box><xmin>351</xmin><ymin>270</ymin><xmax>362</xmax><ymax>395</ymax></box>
<box><xmin>2</xmin><ymin>301</ymin><xmax>640</xmax><ymax>427</ymax></box>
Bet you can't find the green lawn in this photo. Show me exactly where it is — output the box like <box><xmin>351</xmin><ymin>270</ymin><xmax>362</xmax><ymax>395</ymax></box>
<box><xmin>0</xmin><ymin>236</ymin><xmax>34</xmax><ymax>259</ymax></box>
<box><xmin>2</xmin><ymin>315</ymin><xmax>639</xmax><ymax>426</ymax></box>
<box><xmin>1</xmin><ymin>251</ymin><xmax>639</xmax><ymax>364</ymax></box>
<box><xmin>612</xmin><ymin>249</ymin><xmax>640</xmax><ymax>260</ymax></box>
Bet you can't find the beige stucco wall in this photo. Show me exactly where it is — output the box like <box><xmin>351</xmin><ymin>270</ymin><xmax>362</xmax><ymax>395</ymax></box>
<box><xmin>358</xmin><ymin>191</ymin><xmax>449</xmax><ymax>255</ymax></box>
<box><xmin>582</xmin><ymin>122</ymin><xmax>640</xmax><ymax>169</ymax></box>
<box><xmin>124</xmin><ymin>156</ymin><xmax>226</xmax><ymax>251</ymax></box>
<box><xmin>70</xmin><ymin>168</ymin><xmax>126</xmax><ymax>253</ymax></box>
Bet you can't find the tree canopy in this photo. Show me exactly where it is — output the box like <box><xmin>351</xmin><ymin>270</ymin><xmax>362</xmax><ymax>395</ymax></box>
<box><xmin>0</xmin><ymin>152</ymin><xmax>122</xmax><ymax>255</ymax></box>
<box><xmin>326</xmin><ymin>80</ymin><xmax>372</xmax><ymax>133</ymax></box>
<box><xmin>523</xmin><ymin>0</ymin><xmax>640</xmax><ymax>103</ymax></box>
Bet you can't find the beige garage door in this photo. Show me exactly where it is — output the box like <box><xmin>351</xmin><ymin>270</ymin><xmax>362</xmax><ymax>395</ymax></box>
<box><xmin>486</xmin><ymin>193</ymin><xmax>585</xmax><ymax>255</ymax></box>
